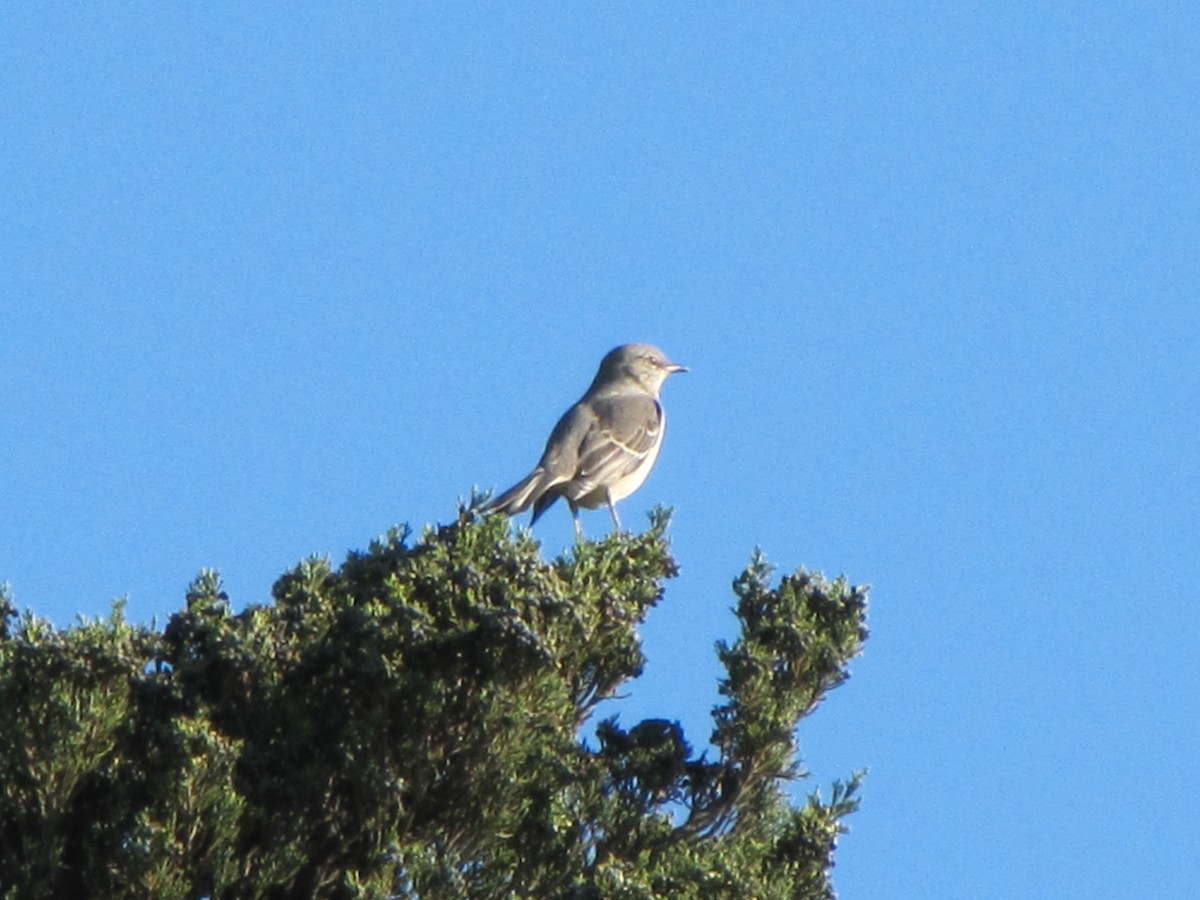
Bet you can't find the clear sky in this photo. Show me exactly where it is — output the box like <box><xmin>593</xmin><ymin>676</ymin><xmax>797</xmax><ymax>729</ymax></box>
<box><xmin>3</xmin><ymin>5</ymin><xmax>1198</xmax><ymax>897</ymax></box>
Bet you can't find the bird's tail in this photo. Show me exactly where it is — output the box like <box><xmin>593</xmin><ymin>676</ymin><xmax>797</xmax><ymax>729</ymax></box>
<box><xmin>484</xmin><ymin>468</ymin><xmax>551</xmax><ymax>517</ymax></box>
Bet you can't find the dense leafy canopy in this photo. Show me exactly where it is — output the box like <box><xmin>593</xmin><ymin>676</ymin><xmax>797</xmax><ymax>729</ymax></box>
<box><xmin>0</xmin><ymin>508</ymin><xmax>867</xmax><ymax>898</ymax></box>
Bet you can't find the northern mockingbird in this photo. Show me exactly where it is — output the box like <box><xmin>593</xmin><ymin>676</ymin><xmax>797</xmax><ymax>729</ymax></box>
<box><xmin>485</xmin><ymin>343</ymin><xmax>687</xmax><ymax>536</ymax></box>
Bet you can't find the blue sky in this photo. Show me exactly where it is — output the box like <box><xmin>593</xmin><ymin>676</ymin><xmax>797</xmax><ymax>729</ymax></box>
<box><xmin>3</xmin><ymin>5</ymin><xmax>1198</xmax><ymax>897</ymax></box>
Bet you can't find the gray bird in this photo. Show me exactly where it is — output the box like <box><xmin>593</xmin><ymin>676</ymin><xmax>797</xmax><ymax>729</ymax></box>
<box><xmin>485</xmin><ymin>343</ymin><xmax>687</xmax><ymax>536</ymax></box>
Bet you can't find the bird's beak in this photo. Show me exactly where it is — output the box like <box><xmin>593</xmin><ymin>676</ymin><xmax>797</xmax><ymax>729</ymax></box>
<box><xmin>667</xmin><ymin>362</ymin><xmax>688</xmax><ymax>374</ymax></box>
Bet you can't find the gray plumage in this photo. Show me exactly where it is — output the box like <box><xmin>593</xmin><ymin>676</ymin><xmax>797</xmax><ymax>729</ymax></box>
<box><xmin>485</xmin><ymin>343</ymin><xmax>686</xmax><ymax>535</ymax></box>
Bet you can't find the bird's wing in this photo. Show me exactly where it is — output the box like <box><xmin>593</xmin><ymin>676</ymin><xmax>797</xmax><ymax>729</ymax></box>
<box><xmin>537</xmin><ymin>401</ymin><xmax>595</xmax><ymax>476</ymax></box>
<box><xmin>484</xmin><ymin>401</ymin><xmax>591</xmax><ymax>516</ymax></box>
<box><xmin>568</xmin><ymin>394</ymin><xmax>662</xmax><ymax>496</ymax></box>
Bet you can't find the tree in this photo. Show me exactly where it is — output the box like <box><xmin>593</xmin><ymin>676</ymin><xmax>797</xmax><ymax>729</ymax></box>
<box><xmin>0</xmin><ymin>507</ymin><xmax>868</xmax><ymax>899</ymax></box>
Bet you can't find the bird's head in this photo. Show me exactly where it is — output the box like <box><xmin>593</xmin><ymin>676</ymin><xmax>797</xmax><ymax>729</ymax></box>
<box><xmin>597</xmin><ymin>343</ymin><xmax>687</xmax><ymax>396</ymax></box>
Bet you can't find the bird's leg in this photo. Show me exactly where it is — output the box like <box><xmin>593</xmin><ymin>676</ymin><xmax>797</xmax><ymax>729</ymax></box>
<box><xmin>569</xmin><ymin>501</ymin><xmax>585</xmax><ymax>540</ymax></box>
<box><xmin>606</xmin><ymin>490</ymin><xmax>623</xmax><ymax>533</ymax></box>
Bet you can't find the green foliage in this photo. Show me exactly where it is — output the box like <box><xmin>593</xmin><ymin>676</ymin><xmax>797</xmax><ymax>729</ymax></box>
<box><xmin>0</xmin><ymin>510</ymin><xmax>868</xmax><ymax>898</ymax></box>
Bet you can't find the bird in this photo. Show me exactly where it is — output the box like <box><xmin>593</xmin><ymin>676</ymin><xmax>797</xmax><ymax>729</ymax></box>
<box><xmin>484</xmin><ymin>343</ymin><xmax>686</xmax><ymax>536</ymax></box>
